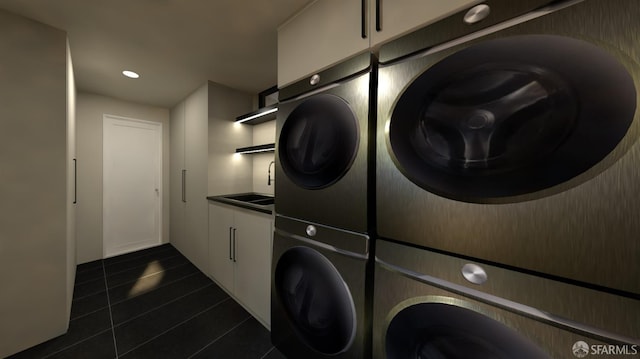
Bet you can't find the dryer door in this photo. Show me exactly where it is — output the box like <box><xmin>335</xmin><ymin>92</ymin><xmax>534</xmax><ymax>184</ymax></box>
<box><xmin>278</xmin><ymin>94</ymin><xmax>360</xmax><ymax>189</ymax></box>
<box><xmin>274</xmin><ymin>246</ymin><xmax>357</xmax><ymax>355</ymax></box>
<box><xmin>385</xmin><ymin>302</ymin><xmax>550</xmax><ymax>359</ymax></box>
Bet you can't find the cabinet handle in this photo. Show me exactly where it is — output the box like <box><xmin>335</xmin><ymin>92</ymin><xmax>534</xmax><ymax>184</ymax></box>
<box><xmin>73</xmin><ymin>158</ymin><xmax>77</xmax><ymax>204</ymax></box>
<box><xmin>232</xmin><ymin>228</ymin><xmax>237</xmax><ymax>262</ymax></box>
<box><xmin>181</xmin><ymin>169</ymin><xmax>186</xmax><ymax>202</ymax></box>
<box><xmin>229</xmin><ymin>227</ymin><xmax>233</xmax><ymax>260</ymax></box>
<box><xmin>361</xmin><ymin>0</ymin><xmax>367</xmax><ymax>38</ymax></box>
<box><xmin>375</xmin><ymin>0</ymin><xmax>382</xmax><ymax>32</ymax></box>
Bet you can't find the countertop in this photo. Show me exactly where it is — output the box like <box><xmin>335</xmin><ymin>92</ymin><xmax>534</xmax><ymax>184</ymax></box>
<box><xmin>206</xmin><ymin>193</ymin><xmax>274</xmax><ymax>215</ymax></box>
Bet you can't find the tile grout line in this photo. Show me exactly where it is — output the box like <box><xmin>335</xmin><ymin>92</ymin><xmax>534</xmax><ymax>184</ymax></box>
<box><xmin>69</xmin><ymin>304</ymin><xmax>110</xmax><ymax>322</ymax></box>
<box><xmin>186</xmin><ymin>316</ymin><xmax>252</xmax><ymax>359</ymax></box>
<box><xmin>113</xmin><ymin>283</ymin><xmax>215</xmax><ymax>328</ymax></box>
<box><xmin>74</xmin><ymin>259</ymin><xmax>193</xmax><ymax>302</ymax></box>
<box><xmin>104</xmin><ymin>253</ymin><xmax>182</xmax><ymax>277</ymax></box>
<box><xmin>74</xmin><ymin>252</ymin><xmax>181</xmax><ymax>287</ymax></box>
<box><xmin>74</xmin><ymin>276</ymin><xmax>108</xmax><ymax>287</ymax></box>
<box><xmin>117</xmin><ymin>297</ymin><xmax>234</xmax><ymax>357</ymax></box>
<box><xmin>103</xmin><ymin>247</ymin><xmax>175</xmax><ymax>268</ymax></box>
<box><xmin>259</xmin><ymin>346</ymin><xmax>277</xmax><ymax>359</ymax></box>
<box><xmin>109</xmin><ymin>271</ymin><xmax>200</xmax><ymax>306</ymax></box>
<box><xmin>102</xmin><ymin>260</ymin><xmax>120</xmax><ymax>358</ymax></box>
<box><xmin>106</xmin><ymin>260</ymin><xmax>191</xmax><ymax>290</ymax></box>
<box><xmin>72</xmin><ymin>288</ymin><xmax>108</xmax><ymax>302</ymax></box>
<box><xmin>38</xmin><ymin>329</ymin><xmax>113</xmax><ymax>359</ymax></box>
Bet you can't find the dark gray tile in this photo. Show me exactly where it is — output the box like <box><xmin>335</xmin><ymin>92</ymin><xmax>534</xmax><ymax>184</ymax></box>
<box><xmin>75</xmin><ymin>266</ymin><xmax>104</xmax><ymax>285</ymax></box>
<box><xmin>103</xmin><ymin>249</ymin><xmax>182</xmax><ymax>277</ymax></box>
<box><xmin>8</xmin><ymin>309</ymin><xmax>112</xmax><ymax>359</ymax></box>
<box><xmin>107</xmin><ymin>262</ymin><xmax>199</xmax><ymax>304</ymax></box>
<box><xmin>262</xmin><ymin>347</ymin><xmax>288</xmax><ymax>359</ymax></box>
<box><xmin>70</xmin><ymin>290</ymin><xmax>109</xmax><ymax>320</ymax></box>
<box><xmin>114</xmin><ymin>284</ymin><xmax>229</xmax><ymax>354</ymax></box>
<box><xmin>119</xmin><ymin>298</ymin><xmax>250</xmax><ymax>359</ymax></box>
<box><xmin>103</xmin><ymin>244</ymin><xmax>174</xmax><ymax>264</ymax></box>
<box><xmin>76</xmin><ymin>259</ymin><xmax>103</xmax><ymax>273</ymax></box>
<box><xmin>103</xmin><ymin>245</ymin><xmax>177</xmax><ymax>273</ymax></box>
<box><xmin>110</xmin><ymin>271</ymin><xmax>212</xmax><ymax>325</ymax></box>
<box><xmin>9</xmin><ymin>244</ymin><xmax>277</xmax><ymax>359</ymax></box>
<box><xmin>192</xmin><ymin>317</ymin><xmax>272</xmax><ymax>359</ymax></box>
<box><xmin>105</xmin><ymin>254</ymin><xmax>188</xmax><ymax>288</ymax></box>
<box><xmin>47</xmin><ymin>330</ymin><xmax>116</xmax><ymax>359</ymax></box>
<box><xmin>73</xmin><ymin>277</ymin><xmax>106</xmax><ymax>301</ymax></box>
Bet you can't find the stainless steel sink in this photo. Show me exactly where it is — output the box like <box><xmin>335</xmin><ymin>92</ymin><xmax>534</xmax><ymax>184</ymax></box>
<box><xmin>224</xmin><ymin>193</ymin><xmax>271</xmax><ymax>202</ymax></box>
<box><xmin>250</xmin><ymin>198</ymin><xmax>275</xmax><ymax>205</ymax></box>
<box><xmin>222</xmin><ymin>193</ymin><xmax>274</xmax><ymax>205</ymax></box>
<box><xmin>208</xmin><ymin>192</ymin><xmax>274</xmax><ymax>214</ymax></box>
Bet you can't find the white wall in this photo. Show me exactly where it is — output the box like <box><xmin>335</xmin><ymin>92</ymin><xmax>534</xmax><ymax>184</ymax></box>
<box><xmin>76</xmin><ymin>92</ymin><xmax>170</xmax><ymax>264</ymax></box>
<box><xmin>207</xmin><ymin>82</ymin><xmax>254</xmax><ymax>195</ymax></box>
<box><xmin>252</xmin><ymin>121</ymin><xmax>276</xmax><ymax>195</ymax></box>
<box><xmin>0</xmin><ymin>9</ymin><xmax>70</xmax><ymax>357</ymax></box>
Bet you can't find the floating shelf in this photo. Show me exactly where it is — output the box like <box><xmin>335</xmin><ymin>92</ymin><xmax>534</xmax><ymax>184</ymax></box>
<box><xmin>235</xmin><ymin>104</ymin><xmax>278</xmax><ymax>125</ymax></box>
<box><xmin>235</xmin><ymin>143</ymin><xmax>275</xmax><ymax>154</ymax></box>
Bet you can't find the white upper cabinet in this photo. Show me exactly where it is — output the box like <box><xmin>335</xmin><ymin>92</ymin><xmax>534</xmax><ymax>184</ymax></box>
<box><xmin>277</xmin><ymin>0</ymin><xmax>369</xmax><ymax>87</ymax></box>
<box><xmin>277</xmin><ymin>0</ymin><xmax>481</xmax><ymax>86</ymax></box>
<box><xmin>369</xmin><ymin>0</ymin><xmax>482</xmax><ymax>46</ymax></box>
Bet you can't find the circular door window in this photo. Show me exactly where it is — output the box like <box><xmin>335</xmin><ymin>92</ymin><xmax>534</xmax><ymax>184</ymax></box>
<box><xmin>386</xmin><ymin>302</ymin><xmax>550</xmax><ymax>359</ymax></box>
<box><xmin>388</xmin><ymin>35</ymin><xmax>636</xmax><ymax>202</ymax></box>
<box><xmin>279</xmin><ymin>94</ymin><xmax>359</xmax><ymax>189</ymax></box>
<box><xmin>274</xmin><ymin>246</ymin><xmax>357</xmax><ymax>355</ymax></box>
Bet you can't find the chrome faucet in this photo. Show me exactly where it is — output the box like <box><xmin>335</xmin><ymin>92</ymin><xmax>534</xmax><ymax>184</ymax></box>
<box><xmin>268</xmin><ymin>161</ymin><xmax>275</xmax><ymax>186</ymax></box>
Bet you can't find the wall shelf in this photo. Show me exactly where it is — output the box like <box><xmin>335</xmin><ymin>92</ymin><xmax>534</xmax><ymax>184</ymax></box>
<box><xmin>235</xmin><ymin>143</ymin><xmax>275</xmax><ymax>154</ymax></box>
<box><xmin>235</xmin><ymin>104</ymin><xmax>278</xmax><ymax>125</ymax></box>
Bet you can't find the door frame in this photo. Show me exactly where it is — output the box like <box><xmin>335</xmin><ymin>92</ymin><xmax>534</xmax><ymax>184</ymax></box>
<box><xmin>102</xmin><ymin>114</ymin><xmax>163</xmax><ymax>258</ymax></box>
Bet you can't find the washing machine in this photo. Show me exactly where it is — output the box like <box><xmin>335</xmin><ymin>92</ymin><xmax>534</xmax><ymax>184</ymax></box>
<box><xmin>276</xmin><ymin>52</ymin><xmax>375</xmax><ymax>234</ymax></box>
<box><xmin>376</xmin><ymin>0</ymin><xmax>640</xmax><ymax>296</ymax></box>
<box><xmin>271</xmin><ymin>215</ymin><xmax>370</xmax><ymax>358</ymax></box>
<box><xmin>373</xmin><ymin>240</ymin><xmax>640</xmax><ymax>358</ymax></box>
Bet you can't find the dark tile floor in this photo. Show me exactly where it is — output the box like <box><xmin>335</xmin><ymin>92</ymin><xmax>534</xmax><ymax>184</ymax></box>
<box><xmin>9</xmin><ymin>244</ymin><xmax>287</xmax><ymax>359</ymax></box>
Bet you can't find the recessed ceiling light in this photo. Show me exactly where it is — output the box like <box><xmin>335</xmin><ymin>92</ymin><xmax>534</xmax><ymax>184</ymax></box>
<box><xmin>122</xmin><ymin>70</ymin><xmax>140</xmax><ymax>79</ymax></box>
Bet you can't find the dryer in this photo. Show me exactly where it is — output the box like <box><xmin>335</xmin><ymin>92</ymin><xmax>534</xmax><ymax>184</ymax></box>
<box><xmin>276</xmin><ymin>52</ymin><xmax>375</xmax><ymax>233</ymax></box>
<box><xmin>271</xmin><ymin>215</ymin><xmax>370</xmax><ymax>359</ymax></box>
<box><xmin>373</xmin><ymin>240</ymin><xmax>640</xmax><ymax>358</ymax></box>
<box><xmin>376</xmin><ymin>0</ymin><xmax>640</xmax><ymax>296</ymax></box>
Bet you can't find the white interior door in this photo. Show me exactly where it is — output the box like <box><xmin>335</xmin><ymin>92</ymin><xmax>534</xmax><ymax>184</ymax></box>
<box><xmin>103</xmin><ymin>115</ymin><xmax>162</xmax><ymax>258</ymax></box>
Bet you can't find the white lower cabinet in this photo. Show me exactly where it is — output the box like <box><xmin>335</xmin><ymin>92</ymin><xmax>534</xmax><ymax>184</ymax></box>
<box><xmin>208</xmin><ymin>202</ymin><xmax>273</xmax><ymax>328</ymax></box>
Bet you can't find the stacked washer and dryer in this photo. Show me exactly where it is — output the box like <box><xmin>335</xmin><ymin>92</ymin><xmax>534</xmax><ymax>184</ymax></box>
<box><xmin>271</xmin><ymin>52</ymin><xmax>376</xmax><ymax>359</ymax></box>
<box><xmin>374</xmin><ymin>0</ymin><xmax>640</xmax><ymax>358</ymax></box>
<box><xmin>272</xmin><ymin>0</ymin><xmax>640</xmax><ymax>358</ymax></box>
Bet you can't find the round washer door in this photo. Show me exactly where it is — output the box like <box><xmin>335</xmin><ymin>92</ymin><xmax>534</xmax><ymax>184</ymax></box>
<box><xmin>385</xmin><ymin>302</ymin><xmax>550</xmax><ymax>359</ymax></box>
<box><xmin>279</xmin><ymin>94</ymin><xmax>360</xmax><ymax>189</ymax></box>
<box><xmin>387</xmin><ymin>34</ymin><xmax>636</xmax><ymax>202</ymax></box>
<box><xmin>274</xmin><ymin>246</ymin><xmax>357</xmax><ymax>355</ymax></box>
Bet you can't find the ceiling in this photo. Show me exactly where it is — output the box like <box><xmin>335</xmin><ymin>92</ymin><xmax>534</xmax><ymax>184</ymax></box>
<box><xmin>0</xmin><ymin>0</ymin><xmax>313</xmax><ymax>108</ymax></box>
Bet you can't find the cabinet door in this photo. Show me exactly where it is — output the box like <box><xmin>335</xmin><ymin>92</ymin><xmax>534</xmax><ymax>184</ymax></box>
<box><xmin>170</xmin><ymin>101</ymin><xmax>186</xmax><ymax>253</ymax></box>
<box><xmin>208</xmin><ymin>204</ymin><xmax>235</xmax><ymax>292</ymax></box>
<box><xmin>184</xmin><ymin>85</ymin><xmax>210</xmax><ymax>273</ymax></box>
<box><xmin>233</xmin><ymin>210</ymin><xmax>273</xmax><ymax>326</ymax></box>
<box><xmin>370</xmin><ymin>0</ymin><xmax>481</xmax><ymax>46</ymax></box>
<box><xmin>277</xmin><ymin>0</ymin><xmax>369</xmax><ymax>87</ymax></box>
